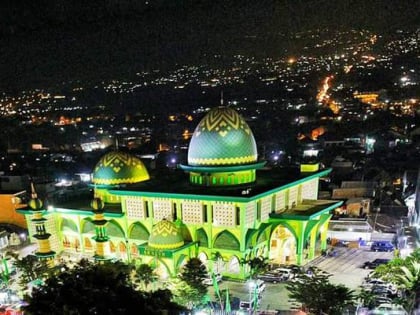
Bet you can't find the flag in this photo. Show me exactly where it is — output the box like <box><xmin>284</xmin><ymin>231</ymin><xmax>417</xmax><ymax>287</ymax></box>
<box><xmin>253</xmin><ymin>285</ymin><xmax>259</xmax><ymax>311</ymax></box>
<box><xmin>225</xmin><ymin>287</ymin><xmax>231</xmax><ymax>314</ymax></box>
<box><xmin>212</xmin><ymin>272</ymin><xmax>220</xmax><ymax>298</ymax></box>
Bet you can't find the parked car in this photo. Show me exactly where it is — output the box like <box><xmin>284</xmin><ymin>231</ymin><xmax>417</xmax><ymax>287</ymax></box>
<box><xmin>257</xmin><ymin>272</ymin><xmax>287</xmax><ymax>283</ymax></box>
<box><xmin>362</xmin><ymin>258</ymin><xmax>390</xmax><ymax>269</ymax></box>
<box><xmin>202</xmin><ymin>273</ymin><xmax>222</xmax><ymax>286</ymax></box>
<box><xmin>361</xmin><ymin>278</ymin><xmax>387</xmax><ymax>289</ymax></box>
<box><xmin>272</xmin><ymin>268</ymin><xmax>294</xmax><ymax>280</ymax></box>
<box><xmin>371</xmin><ymin>284</ymin><xmax>398</xmax><ymax>297</ymax></box>
<box><xmin>247</xmin><ymin>279</ymin><xmax>266</xmax><ymax>294</ymax></box>
<box><xmin>239</xmin><ymin>295</ymin><xmax>261</xmax><ymax>311</ymax></box>
<box><xmin>370</xmin><ymin>241</ymin><xmax>394</xmax><ymax>252</ymax></box>
<box><xmin>368</xmin><ymin>303</ymin><xmax>408</xmax><ymax>315</ymax></box>
<box><xmin>271</xmin><ymin>264</ymin><xmax>302</xmax><ymax>276</ymax></box>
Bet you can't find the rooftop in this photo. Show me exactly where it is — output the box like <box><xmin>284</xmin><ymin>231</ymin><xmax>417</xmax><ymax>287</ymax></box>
<box><xmin>25</xmin><ymin>166</ymin><xmax>332</xmax><ymax>215</ymax></box>
<box><xmin>270</xmin><ymin>199</ymin><xmax>343</xmax><ymax>220</ymax></box>
<box><xmin>110</xmin><ymin>167</ymin><xmax>331</xmax><ymax>201</ymax></box>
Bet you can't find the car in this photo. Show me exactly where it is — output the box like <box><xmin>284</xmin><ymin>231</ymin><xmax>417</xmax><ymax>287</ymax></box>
<box><xmin>368</xmin><ymin>303</ymin><xmax>408</xmax><ymax>315</ymax></box>
<box><xmin>362</xmin><ymin>258</ymin><xmax>390</xmax><ymax>269</ymax></box>
<box><xmin>371</xmin><ymin>296</ymin><xmax>393</xmax><ymax>307</ymax></box>
<box><xmin>272</xmin><ymin>268</ymin><xmax>294</xmax><ymax>280</ymax></box>
<box><xmin>371</xmin><ymin>285</ymin><xmax>397</xmax><ymax>297</ymax></box>
<box><xmin>239</xmin><ymin>296</ymin><xmax>261</xmax><ymax>311</ymax></box>
<box><xmin>257</xmin><ymin>272</ymin><xmax>287</xmax><ymax>283</ymax></box>
<box><xmin>370</xmin><ymin>241</ymin><xmax>395</xmax><ymax>252</ymax></box>
<box><xmin>361</xmin><ymin>278</ymin><xmax>388</xmax><ymax>289</ymax></box>
<box><xmin>247</xmin><ymin>279</ymin><xmax>266</xmax><ymax>294</ymax></box>
<box><xmin>202</xmin><ymin>273</ymin><xmax>222</xmax><ymax>286</ymax></box>
<box><xmin>272</xmin><ymin>264</ymin><xmax>302</xmax><ymax>276</ymax></box>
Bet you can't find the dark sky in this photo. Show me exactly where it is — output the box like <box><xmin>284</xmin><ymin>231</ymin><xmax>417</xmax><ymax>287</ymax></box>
<box><xmin>1</xmin><ymin>0</ymin><xmax>419</xmax><ymax>92</ymax></box>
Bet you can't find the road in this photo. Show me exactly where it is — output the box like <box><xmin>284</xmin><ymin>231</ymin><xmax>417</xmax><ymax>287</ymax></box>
<box><xmin>207</xmin><ymin>246</ymin><xmax>395</xmax><ymax>313</ymax></box>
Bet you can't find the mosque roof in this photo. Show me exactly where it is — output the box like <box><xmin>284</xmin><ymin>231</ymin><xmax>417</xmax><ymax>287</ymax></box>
<box><xmin>187</xmin><ymin>107</ymin><xmax>258</xmax><ymax>166</ymax></box>
<box><xmin>92</xmin><ymin>151</ymin><xmax>150</xmax><ymax>186</ymax></box>
<box><xmin>148</xmin><ymin>219</ymin><xmax>184</xmax><ymax>250</ymax></box>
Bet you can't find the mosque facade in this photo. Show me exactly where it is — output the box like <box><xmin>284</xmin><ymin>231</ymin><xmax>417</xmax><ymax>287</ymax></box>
<box><xmin>18</xmin><ymin>106</ymin><xmax>342</xmax><ymax>280</ymax></box>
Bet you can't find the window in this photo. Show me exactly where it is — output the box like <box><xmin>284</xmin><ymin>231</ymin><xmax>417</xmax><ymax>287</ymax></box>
<box><xmin>145</xmin><ymin>201</ymin><xmax>149</xmax><ymax>217</ymax></box>
<box><xmin>203</xmin><ymin>205</ymin><xmax>208</xmax><ymax>222</ymax></box>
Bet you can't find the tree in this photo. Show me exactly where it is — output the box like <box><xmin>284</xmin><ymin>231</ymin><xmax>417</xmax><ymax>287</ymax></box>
<box><xmin>13</xmin><ymin>255</ymin><xmax>50</xmax><ymax>287</ymax></box>
<box><xmin>179</xmin><ymin>257</ymin><xmax>208</xmax><ymax>296</ymax></box>
<box><xmin>241</xmin><ymin>256</ymin><xmax>269</xmax><ymax>279</ymax></box>
<box><xmin>374</xmin><ymin>249</ymin><xmax>420</xmax><ymax>312</ymax></box>
<box><xmin>23</xmin><ymin>259</ymin><xmax>184</xmax><ymax>315</ymax></box>
<box><xmin>286</xmin><ymin>267</ymin><xmax>355</xmax><ymax>315</ymax></box>
<box><xmin>132</xmin><ymin>263</ymin><xmax>158</xmax><ymax>290</ymax></box>
<box><xmin>169</xmin><ymin>278</ymin><xmax>205</xmax><ymax>310</ymax></box>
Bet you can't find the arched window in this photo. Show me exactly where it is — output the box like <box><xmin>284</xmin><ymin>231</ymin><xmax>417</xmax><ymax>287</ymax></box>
<box><xmin>227</xmin><ymin>256</ymin><xmax>240</xmax><ymax>274</ymax></box>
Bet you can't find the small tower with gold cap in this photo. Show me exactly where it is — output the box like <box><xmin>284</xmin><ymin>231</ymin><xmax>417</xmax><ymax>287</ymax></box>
<box><xmin>28</xmin><ymin>183</ymin><xmax>55</xmax><ymax>267</ymax></box>
<box><xmin>90</xmin><ymin>197</ymin><xmax>111</xmax><ymax>261</ymax></box>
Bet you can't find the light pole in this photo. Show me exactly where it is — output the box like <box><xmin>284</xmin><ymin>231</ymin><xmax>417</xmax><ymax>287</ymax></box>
<box><xmin>125</xmin><ymin>239</ymin><xmax>131</xmax><ymax>264</ymax></box>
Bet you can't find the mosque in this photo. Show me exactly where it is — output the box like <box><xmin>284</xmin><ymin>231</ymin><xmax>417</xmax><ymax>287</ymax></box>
<box><xmin>18</xmin><ymin>106</ymin><xmax>342</xmax><ymax>280</ymax></box>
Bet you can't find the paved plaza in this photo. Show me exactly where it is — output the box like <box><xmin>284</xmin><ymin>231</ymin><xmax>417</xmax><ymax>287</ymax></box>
<box><xmin>207</xmin><ymin>246</ymin><xmax>394</xmax><ymax>313</ymax></box>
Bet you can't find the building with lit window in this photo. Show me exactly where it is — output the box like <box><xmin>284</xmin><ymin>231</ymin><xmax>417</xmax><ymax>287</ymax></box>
<box><xmin>18</xmin><ymin>106</ymin><xmax>342</xmax><ymax>280</ymax></box>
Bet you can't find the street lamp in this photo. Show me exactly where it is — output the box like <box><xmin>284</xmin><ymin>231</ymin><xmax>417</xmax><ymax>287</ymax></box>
<box><xmin>125</xmin><ymin>239</ymin><xmax>131</xmax><ymax>263</ymax></box>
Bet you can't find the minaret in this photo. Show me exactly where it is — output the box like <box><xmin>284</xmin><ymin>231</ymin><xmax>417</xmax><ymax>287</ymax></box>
<box><xmin>90</xmin><ymin>197</ymin><xmax>111</xmax><ymax>261</ymax></box>
<box><xmin>28</xmin><ymin>183</ymin><xmax>55</xmax><ymax>267</ymax></box>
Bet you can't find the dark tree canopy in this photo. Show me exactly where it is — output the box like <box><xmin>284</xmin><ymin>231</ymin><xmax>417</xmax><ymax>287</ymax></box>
<box><xmin>24</xmin><ymin>259</ymin><xmax>184</xmax><ymax>315</ymax></box>
<box><xmin>179</xmin><ymin>257</ymin><xmax>208</xmax><ymax>295</ymax></box>
<box><xmin>286</xmin><ymin>267</ymin><xmax>355</xmax><ymax>315</ymax></box>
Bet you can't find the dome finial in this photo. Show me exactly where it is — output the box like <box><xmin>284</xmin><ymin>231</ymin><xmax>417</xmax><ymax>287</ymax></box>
<box><xmin>115</xmin><ymin>137</ymin><xmax>119</xmax><ymax>150</ymax></box>
<box><xmin>30</xmin><ymin>181</ymin><xmax>37</xmax><ymax>199</ymax></box>
<box><xmin>220</xmin><ymin>90</ymin><xmax>224</xmax><ymax>106</ymax></box>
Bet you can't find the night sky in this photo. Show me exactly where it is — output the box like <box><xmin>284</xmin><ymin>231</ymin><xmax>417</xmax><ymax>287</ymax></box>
<box><xmin>1</xmin><ymin>0</ymin><xmax>419</xmax><ymax>92</ymax></box>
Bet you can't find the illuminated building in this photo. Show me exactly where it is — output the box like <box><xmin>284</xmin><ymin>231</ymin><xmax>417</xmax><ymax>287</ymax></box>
<box><xmin>18</xmin><ymin>106</ymin><xmax>342</xmax><ymax>280</ymax></box>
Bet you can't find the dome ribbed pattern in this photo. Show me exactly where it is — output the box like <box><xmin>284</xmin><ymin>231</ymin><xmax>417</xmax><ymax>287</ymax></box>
<box><xmin>92</xmin><ymin>151</ymin><xmax>150</xmax><ymax>185</ymax></box>
<box><xmin>148</xmin><ymin>220</ymin><xmax>184</xmax><ymax>250</ymax></box>
<box><xmin>188</xmin><ymin>107</ymin><xmax>258</xmax><ymax>166</ymax></box>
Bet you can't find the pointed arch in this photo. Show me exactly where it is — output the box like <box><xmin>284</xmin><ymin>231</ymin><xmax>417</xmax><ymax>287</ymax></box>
<box><xmin>176</xmin><ymin>254</ymin><xmax>188</xmax><ymax>270</ymax></box>
<box><xmin>181</xmin><ymin>227</ymin><xmax>192</xmax><ymax>242</ymax></box>
<box><xmin>60</xmin><ymin>217</ymin><xmax>79</xmax><ymax>234</ymax></box>
<box><xmin>196</xmin><ymin>228</ymin><xmax>209</xmax><ymax>247</ymax></box>
<box><xmin>107</xmin><ymin>220</ymin><xmax>125</xmax><ymax>238</ymax></box>
<box><xmin>227</xmin><ymin>255</ymin><xmax>240</xmax><ymax>274</ymax></box>
<box><xmin>214</xmin><ymin>230</ymin><xmax>240</xmax><ymax>251</ymax></box>
<box><xmin>197</xmin><ymin>252</ymin><xmax>208</xmax><ymax>265</ymax></box>
<box><xmin>245</xmin><ymin>229</ymin><xmax>258</xmax><ymax>249</ymax></box>
<box><xmin>129</xmin><ymin>222</ymin><xmax>150</xmax><ymax>240</ymax></box>
<box><xmin>84</xmin><ymin>237</ymin><xmax>93</xmax><ymax>251</ymax></box>
<box><xmin>270</xmin><ymin>221</ymin><xmax>298</xmax><ymax>242</ymax></box>
<box><xmin>81</xmin><ymin>218</ymin><xmax>95</xmax><ymax>234</ymax></box>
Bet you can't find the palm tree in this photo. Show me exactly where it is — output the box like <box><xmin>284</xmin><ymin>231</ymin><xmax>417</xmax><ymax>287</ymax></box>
<box><xmin>240</xmin><ymin>256</ymin><xmax>269</xmax><ymax>279</ymax></box>
<box><xmin>397</xmin><ymin>261</ymin><xmax>420</xmax><ymax>312</ymax></box>
<box><xmin>371</xmin><ymin>249</ymin><xmax>420</xmax><ymax>312</ymax></box>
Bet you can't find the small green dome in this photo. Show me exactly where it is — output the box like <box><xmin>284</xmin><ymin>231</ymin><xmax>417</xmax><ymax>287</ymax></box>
<box><xmin>148</xmin><ymin>220</ymin><xmax>184</xmax><ymax>250</ymax></box>
<box><xmin>28</xmin><ymin>198</ymin><xmax>43</xmax><ymax>210</ymax></box>
<box><xmin>188</xmin><ymin>107</ymin><xmax>258</xmax><ymax>166</ymax></box>
<box><xmin>92</xmin><ymin>151</ymin><xmax>150</xmax><ymax>185</ymax></box>
<box><xmin>90</xmin><ymin>198</ymin><xmax>104</xmax><ymax>211</ymax></box>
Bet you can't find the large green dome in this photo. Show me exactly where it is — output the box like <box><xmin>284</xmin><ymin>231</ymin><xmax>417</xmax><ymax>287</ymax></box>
<box><xmin>188</xmin><ymin>107</ymin><xmax>258</xmax><ymax>166</ymax></box>
<box><xmin>92</xmin><ymin>151</ymin><xmax>150</xmax><ymax>185</ymax></box>
<box><xmin>148</xmin><ymin>220</ymin><xmax>184</xmax><ymax>250</ymax></box>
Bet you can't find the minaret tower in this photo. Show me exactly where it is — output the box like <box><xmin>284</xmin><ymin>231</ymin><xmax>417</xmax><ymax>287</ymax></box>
<box><xmin>28</xmin><ymin>183</ymin><xmax>55</xmax><ymax>267</ymax></box>
<box><xmin>90</xmin><ymin>197</ymin><xmax>111</xmax><ymax>261</ymax></box>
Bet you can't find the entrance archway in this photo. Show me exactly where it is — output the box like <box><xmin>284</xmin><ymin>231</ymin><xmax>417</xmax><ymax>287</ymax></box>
<box><xmin>269</xmin><ymin>225</ymin><xmax>296</xmax><ymax>264</ymax></box>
